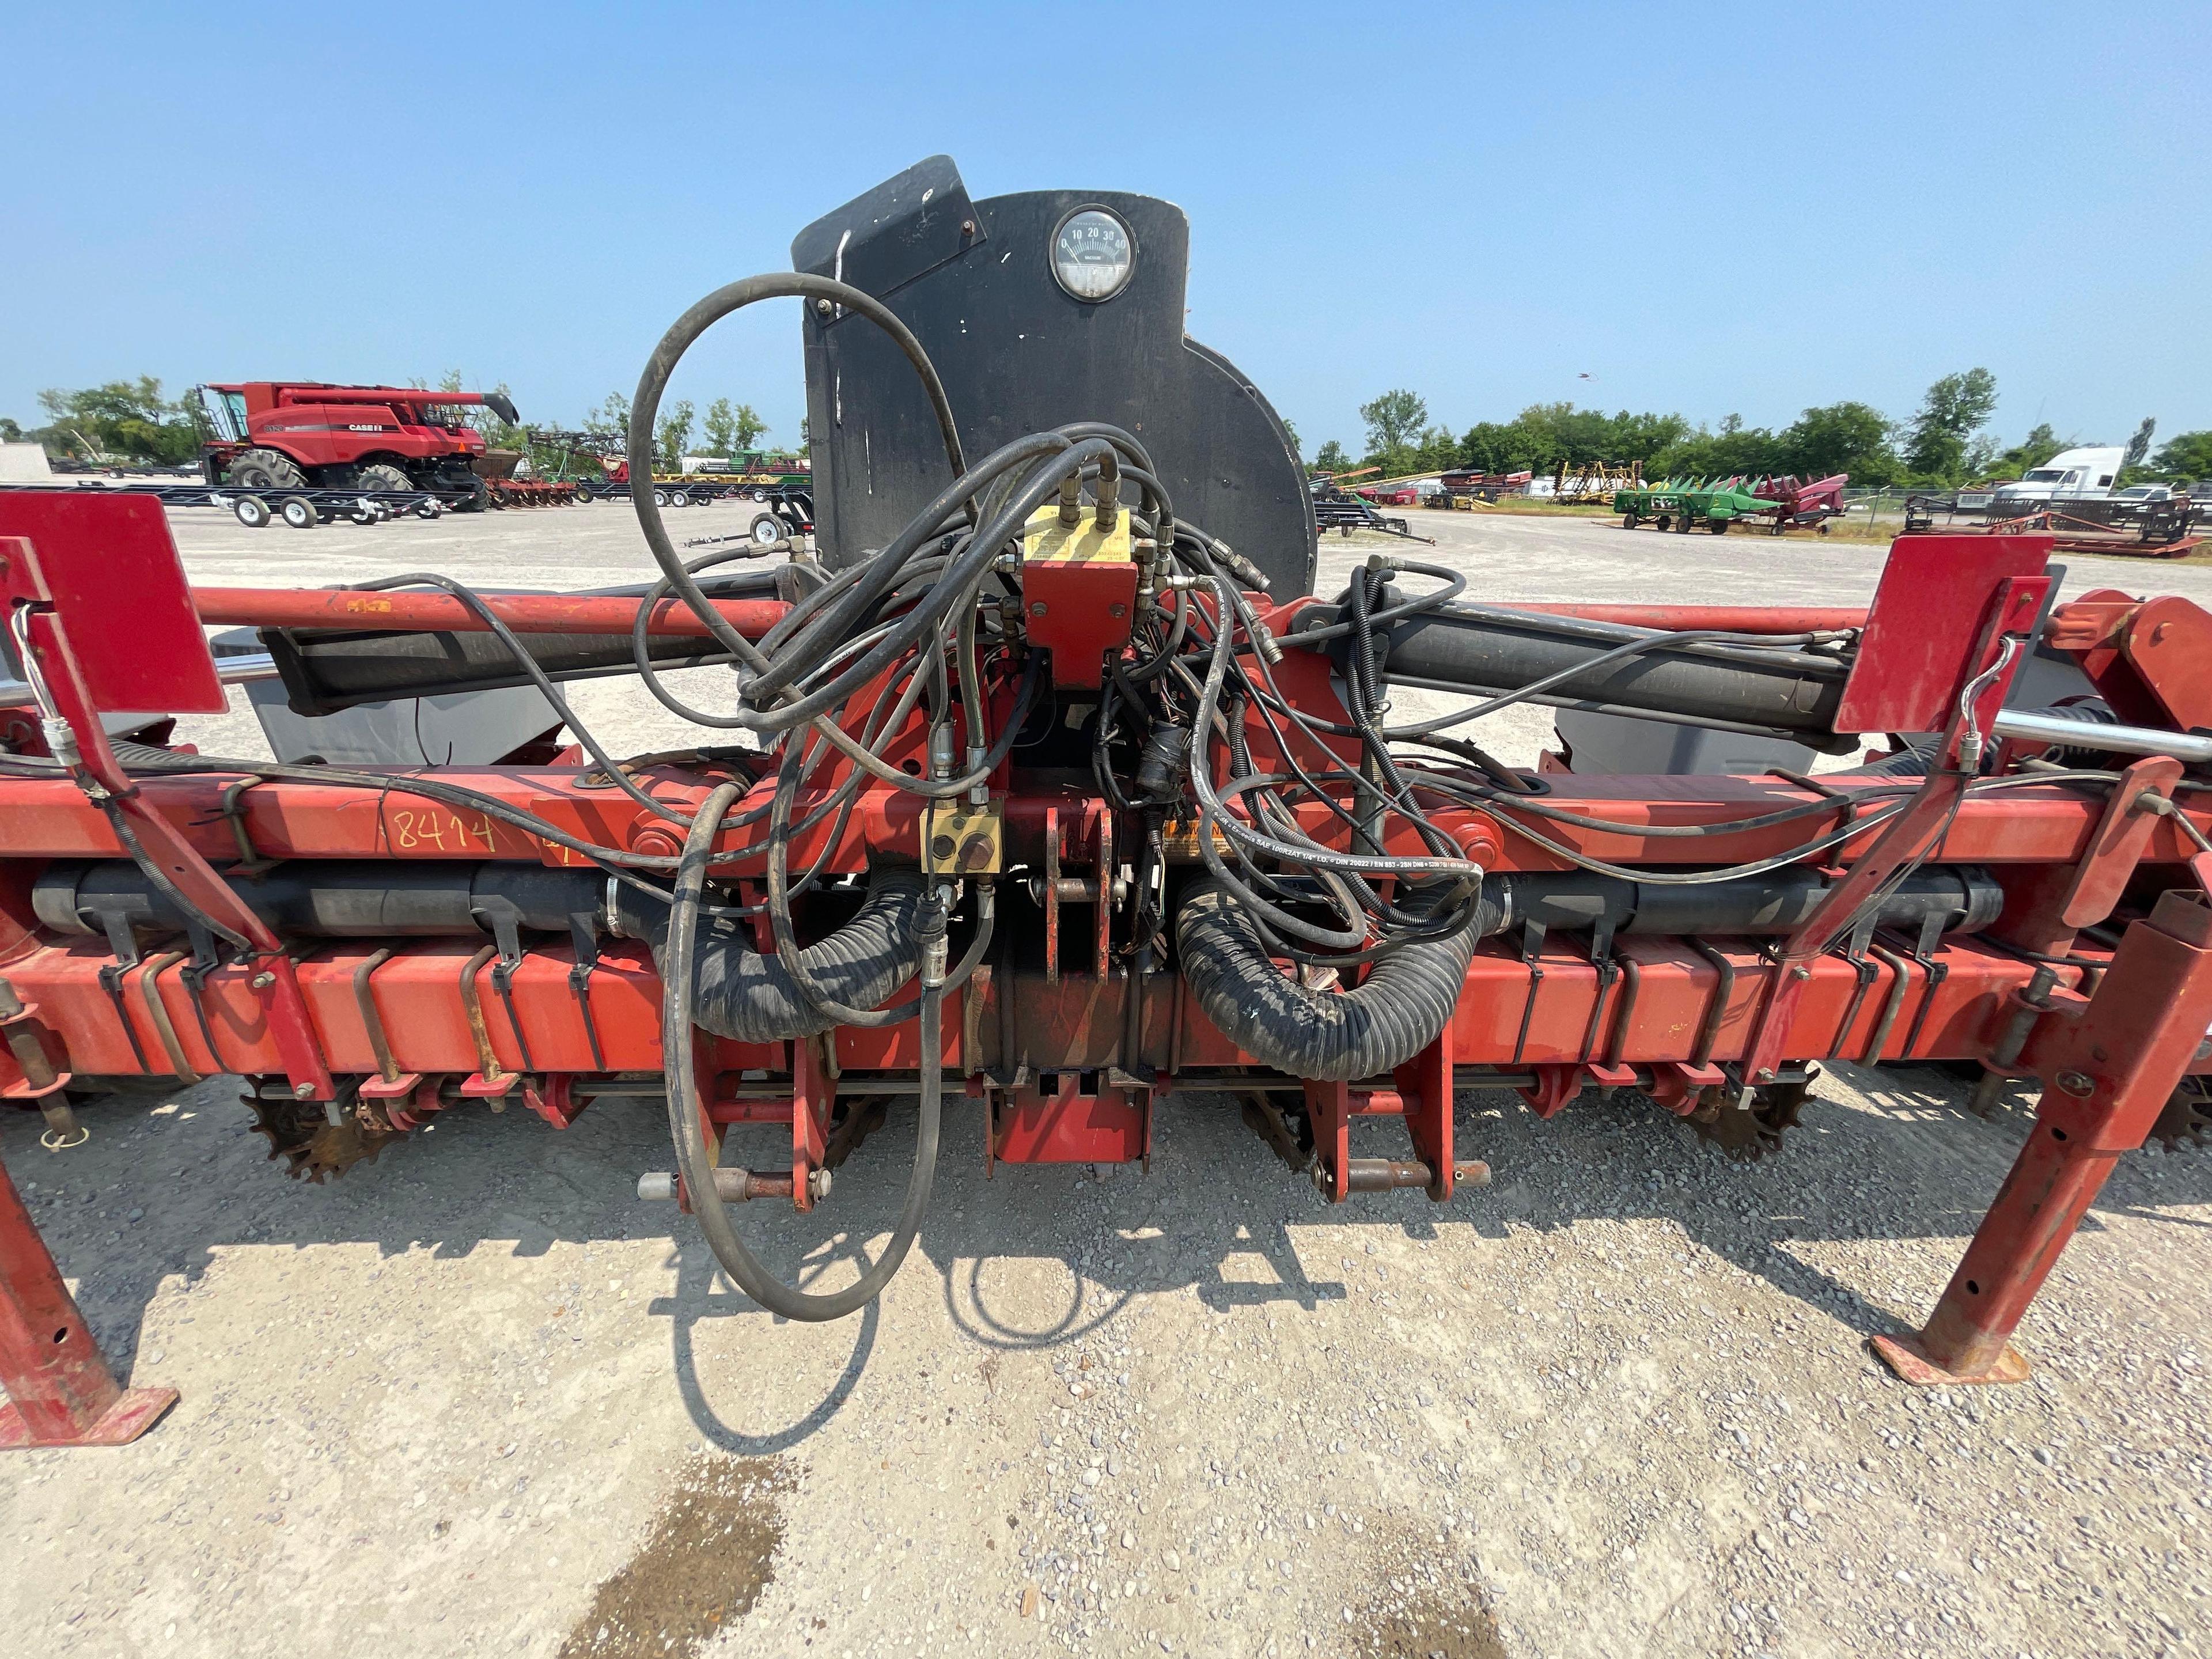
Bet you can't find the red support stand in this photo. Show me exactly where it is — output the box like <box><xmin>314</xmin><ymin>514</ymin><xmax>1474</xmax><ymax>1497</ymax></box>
<box><xmin>0</xmin><ymin>1152</ymin><xmax>176</xmax><ymax>1448</ymax></box>
<box><xmin>1873</xmin><ymin>882</ymin><xmax>2212</xmax><ymax>1386</ymax></box>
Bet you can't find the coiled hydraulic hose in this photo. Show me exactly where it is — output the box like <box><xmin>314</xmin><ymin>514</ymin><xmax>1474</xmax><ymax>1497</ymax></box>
<box><xmin>663</xmin><ymin>783</ymin><xmax>945</xmax><ymax>1321</ymax></box>
<box><xmin>622</xmin><ymin>866</ymin><xmax>927</xmax><ymax>1043</ymax></box>
<box><xmin>1176</xmin><ymin>877</ymin><xmax>1480</xmax><ymax>1081</ymax></box>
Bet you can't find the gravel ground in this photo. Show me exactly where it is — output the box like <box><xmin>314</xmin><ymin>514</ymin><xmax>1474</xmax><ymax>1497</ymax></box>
<box><xmin>2</xmin><ymin>501</ymin><xmax>2209</xmax><ymax>1659</ymax></box>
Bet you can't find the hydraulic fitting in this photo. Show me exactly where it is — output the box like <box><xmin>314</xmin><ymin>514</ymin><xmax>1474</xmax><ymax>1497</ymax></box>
<box><xmin>916</xmin><ymin>888</ymin><xmax>951</xmax><ymax>988</ymax></box>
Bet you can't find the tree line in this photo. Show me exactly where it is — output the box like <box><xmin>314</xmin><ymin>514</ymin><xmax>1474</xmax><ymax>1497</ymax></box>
<box><xmin>4</xmin><ymin>377</ymin><xmax>800</xmax><ymax>475</ymax></box>
<box><xmin>1306</xmin><ymin>369</ymin><xmax>2206</xmax><ymax>489</ymax></box>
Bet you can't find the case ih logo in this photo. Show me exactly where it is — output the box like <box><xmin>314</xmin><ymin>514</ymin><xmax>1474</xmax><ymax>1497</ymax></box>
<box><xmin>347</xmin><ymin>423</ymin><xmax>386</xmax><ymax>433</ymax></box>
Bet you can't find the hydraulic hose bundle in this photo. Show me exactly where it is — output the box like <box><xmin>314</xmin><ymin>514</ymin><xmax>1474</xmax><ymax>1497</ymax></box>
<box><xmin>161</xmin><ymin>266</ymin><xmax>2122</xmax><ymax>1324</ymax></box>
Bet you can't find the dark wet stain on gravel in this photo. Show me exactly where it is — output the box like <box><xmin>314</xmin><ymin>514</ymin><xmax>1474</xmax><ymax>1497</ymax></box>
<box><xmin>559</xmin><ymin>1454</ymin><xmax>796</xmax><ymax>1659</ymax></box>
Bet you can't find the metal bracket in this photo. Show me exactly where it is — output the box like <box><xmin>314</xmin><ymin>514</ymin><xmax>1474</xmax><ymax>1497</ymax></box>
<box><xmin>566</xmin><ymin>911</ymin><xmax>607</xmax><ymax>1073</ymax></box>
<box><xmin>471</xmin><ymin>900</ymin><xmax>538</xmax><ymax>1075</ymax></box>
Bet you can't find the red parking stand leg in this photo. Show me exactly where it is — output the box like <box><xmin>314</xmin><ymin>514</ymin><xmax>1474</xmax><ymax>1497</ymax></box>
<box><xmin>1874</xmin><ymin>887</ymin><xmax>2212</xmax><ymax>1387</ymax></box>
<box><xmin>0</xmin><ymin>1153</ymin><xmax>177</xmax><ymax>1448</ymax></box>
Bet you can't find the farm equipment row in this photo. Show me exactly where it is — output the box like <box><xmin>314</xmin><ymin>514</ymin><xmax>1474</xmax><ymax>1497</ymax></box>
<box><xmin>1311</xmin><ymin>477</ymin><xmax>1433</xmax><ymax>541</ymax></box>
<box><xmin>2</xmin><ymin>477</ymin><xmax>580</xmax><ymax>531</ymax></box>
<box><xmin>3</xmin><ymin>156</ymin><xmax>2209</xmax><ymax>1452</ymax></box>
<box><xmin>1906</xmin><ymin>491</ymin><xmax>2202</xmax><ymax>559</ymax></box>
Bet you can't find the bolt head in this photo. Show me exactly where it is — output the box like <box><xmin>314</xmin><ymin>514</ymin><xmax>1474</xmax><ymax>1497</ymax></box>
<box><xmin>1029</xmin><ymin>601</ymin><xmax>1048</xmax><ymax>617</ymax></box>
<box><xmin>2056</xmin><ymin>1069</ymin><xmax>2094</xmax><ymax>1097</ymax></box>
<box><xmin>815</xmin><ymin>298</ymin><xmax>834</xmax><ymax>316</ymax></box>
<box><xmin>291</xmin><ymin>1082</ymin><xmax>316</xmax><ymax>1100</ymax></box>
<box><xmin>250</xmin><ymin>971</ymin><xmax>276</xmax><ymax>989</ymax></box>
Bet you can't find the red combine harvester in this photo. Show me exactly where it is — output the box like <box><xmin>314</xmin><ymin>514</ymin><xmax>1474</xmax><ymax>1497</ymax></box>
<box><xmin>191</xmin><ymin>381</ymin><xmax>522</xmax><ymax>509</ymax></box>
<box><xmin>4</xmin><ymin>156</ymin><xmax>2211</xmax><ymax>1447</ymax></box>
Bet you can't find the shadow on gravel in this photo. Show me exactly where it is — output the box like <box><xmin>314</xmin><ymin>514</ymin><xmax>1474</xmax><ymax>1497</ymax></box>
<box><xmin>14</xmin><ymin>1056</ymin><xmax>2212</xmax><ymax>1456</ymax></box>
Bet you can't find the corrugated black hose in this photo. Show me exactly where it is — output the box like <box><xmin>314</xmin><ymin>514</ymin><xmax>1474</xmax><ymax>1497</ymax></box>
<box><xmin>1176</xmin><ymin>877</ymin><xmax>1479</xmax><ymax>1081</ymax></box>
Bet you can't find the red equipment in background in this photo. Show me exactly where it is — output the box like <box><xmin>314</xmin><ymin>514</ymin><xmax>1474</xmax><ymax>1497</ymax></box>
<box><xmin>1752</xmin><ymin>472</ymin><xmax>1850</xmax><ymax>532</ymax></box>
<box><xmin>191</xmin><ymin>381</ymin><xmax>520</xmax><ymax>506</ymax></box>
<box><xmin>6</xmin><ymin>463</ymin><xmax>2212</xmax><ymax>1441</ymax></box>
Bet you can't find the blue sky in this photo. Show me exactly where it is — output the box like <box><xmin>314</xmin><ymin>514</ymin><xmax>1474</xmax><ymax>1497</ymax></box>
<box><xmin>5</xmin><ymin>2</ymin><xmax>2206</xmax><ymax>457</ymax></box>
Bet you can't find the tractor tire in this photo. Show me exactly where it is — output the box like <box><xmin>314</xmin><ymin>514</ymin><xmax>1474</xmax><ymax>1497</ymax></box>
<box><xmin>751</xmin><ymin>511</ymin><xmax>785</xmax><ymax>547</ymax></box>
<box><xmin>355</xmin><ymin>463</ymin><xmax>411</xmax><ymax>494</ymax></box>
<box><xmin>1674</xmin><ymin>514</ymin><xmax>1693</xmax><ymax>533</ymax></box>
<box><xmin>1622</xmin><ymin>513</ymin><xmax>1639</xmax><ymax>530</ymax></box>
<box><xmin>1710</xmin><ymin>517</ymin><xmax>1729</xmax><ymax>535</ymax></box>
<box><xmin>233</xmin><ymin>494</ymin><xmax>272</xmax><ymax>528</ymax></box>
<box><xmin>451</xmin><ymin>478</ymin><xmax>491</xmax><ymax>513</ymax></box>
<box><xmin>228</xmin><ymin>449</ymin><xmax>307</xmax><ymax>491</ymax></box>
<box><xmin>279</xmin><ymin>495</ymin><xmax>319</xmax><ymax>529</ymax></box>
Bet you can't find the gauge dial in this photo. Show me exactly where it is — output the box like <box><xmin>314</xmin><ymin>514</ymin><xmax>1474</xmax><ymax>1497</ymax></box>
<box><xmin>1051</xmin><ymin>208</ymin><xmax>1135</xmax><ymax>302</ymax></box>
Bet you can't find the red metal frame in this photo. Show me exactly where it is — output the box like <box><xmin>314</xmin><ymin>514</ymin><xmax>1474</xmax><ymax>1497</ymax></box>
<box><xmin>9</xmin><ymin>501</ymin><xmax>2212</xmax><ymax>1433</ymax></box>
<box><xmin>188</xmin><ymin>585</ymin><xmax>787</xmax><ymax>640</ymax></box>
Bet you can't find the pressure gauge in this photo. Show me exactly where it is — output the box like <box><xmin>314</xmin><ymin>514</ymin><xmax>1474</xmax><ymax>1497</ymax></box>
<box><xmin>1051</xmin><ymin>207</ymin><xmax>1135</xmax><ymax>302</ymax></box>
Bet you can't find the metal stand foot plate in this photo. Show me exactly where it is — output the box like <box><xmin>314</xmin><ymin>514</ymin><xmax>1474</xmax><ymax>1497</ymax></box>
<box><xmin>0</xmin><ymin>1384</ymin><xmax>178</xmax><ymax>1449</ymax></box>
<box><xmin>1869</xmin><ymin>1332</ymin><xmax>2031</xmax><ymax>1388</ymax></box>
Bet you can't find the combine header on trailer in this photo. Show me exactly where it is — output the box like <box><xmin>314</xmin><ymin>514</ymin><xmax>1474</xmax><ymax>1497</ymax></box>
<box><xmin>5</xmin><ymin>156</ymin><xmax>2212</xmax><ymax>1446</ymax></box>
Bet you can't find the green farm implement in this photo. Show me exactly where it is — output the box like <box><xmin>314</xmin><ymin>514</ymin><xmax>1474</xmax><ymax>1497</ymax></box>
<box><xmin>1613</xmin><ymin>478</ymin><xmax>1770</xmax><ymax>535</ymax></box>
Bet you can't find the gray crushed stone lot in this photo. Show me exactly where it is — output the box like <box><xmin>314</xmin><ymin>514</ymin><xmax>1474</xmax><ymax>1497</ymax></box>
<box><xmin>3</xmin><ymin>502</ymin><xmax>2209</xmax><ymax>1659</ymax></box>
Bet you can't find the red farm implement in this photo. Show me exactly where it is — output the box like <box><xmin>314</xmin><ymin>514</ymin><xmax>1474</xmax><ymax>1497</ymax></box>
<box><xmin>4</xmin><ymin>157</ymin><xmax>2211</xmax><ymax>1444</ymax></box>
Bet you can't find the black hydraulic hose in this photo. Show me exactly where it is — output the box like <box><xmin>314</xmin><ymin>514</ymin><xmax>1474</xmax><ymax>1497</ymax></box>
<box><xmin>630</xmin><ymin>273</ymin><xmax>964</xmax><ymax>669</ymax></box>
<box><xmin>661</xmin><ymin>782</ymin><xmax>945</xmax><ymax>1322</ymax></box>
<box><xmin>350</xmin><ymin>571</ymin><xmax>696</xmax><ymax>827</ymax></box>
<box><xmin>1176</xmin><ymin>877</ymin><xmax>1479</xmax><ymax>1082</ymax></box>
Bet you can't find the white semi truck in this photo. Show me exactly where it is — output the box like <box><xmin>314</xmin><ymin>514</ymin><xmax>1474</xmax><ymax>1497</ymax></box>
<box><xmin>1991</xmin><ymin>445</ymin><xmax>2126</xmax><ymax>509</ymax></box>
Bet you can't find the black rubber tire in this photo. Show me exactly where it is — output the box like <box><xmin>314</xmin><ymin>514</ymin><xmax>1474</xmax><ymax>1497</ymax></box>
<box><xmin>279</xmin><ymin>495</ymin><xmax>318</xmax><ymax>529</ymax></box>
<box><xmin>233</xmin><ymin>494</ymin><xmax>271</xmax><ymax>528</ymax></box>
<box><xmin>1710</xmin><ymin>517</ymin><xmax>1729</xmax><ymax>535</ymax></box>
<box><xmin>574</xmin><ymin>482</ymin><xmax>596</xmax><ymax>503</ymax></box>
<box><xmin>1622</xmin><ymin>514</ymin><xmax>1639</xmax><ymax>530</ymax></box>
<box><xmin>1654</xmin><ymin>513</ymin><xmax>1671</xmax><ymax>532</ymax></box>
<box><xmin>750</xmin><ymin>512</ymin><xmax>784</xmax><ymax>547</ymax></box>
<box><xmin>355</xmin><ymin>463</ymin><xmax>411</xmax><ymax>493</ymax></box>
<box><xmin>228</xmin><ymin>449</ymin><xmax>306</xmax><ymax>490</ymax></box>
<box><xmin>669</xmin><ymin>489</ymin><xmax>691</xmax><ymax>507</ymax></box>
<box><xmin>1674</xmin><ymin>514</ymin><xmax>1693</xmax><ymax>533</ymax></box>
